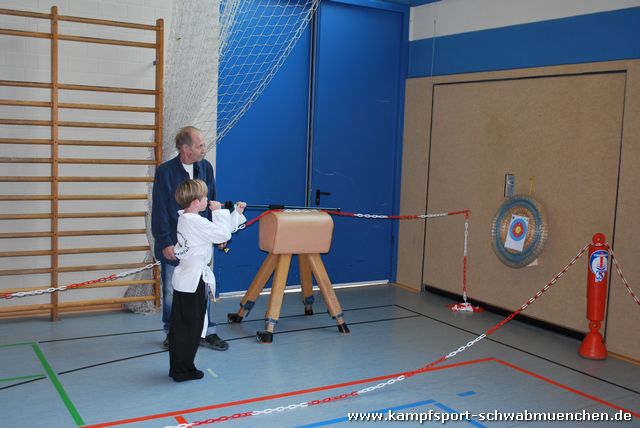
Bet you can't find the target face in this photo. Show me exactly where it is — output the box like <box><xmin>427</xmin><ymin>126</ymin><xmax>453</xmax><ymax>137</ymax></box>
<box><xmin>509</xmin><ymin>217</ymin><xmax>528</xmax><ymax>240</ymax></box>
<box><xmin>490</xmin><ymin>195</ymin><xmax>548</xmax><ymax>268</ymax></box>
<box><xmin>504</xmin><ymin>215</ymin><xmax>529</xmax><ymax>252</ymax></box>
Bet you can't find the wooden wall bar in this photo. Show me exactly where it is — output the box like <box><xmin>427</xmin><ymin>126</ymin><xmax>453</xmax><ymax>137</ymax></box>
<box><xmin>0</xmin><ymin>7</ymin><xmax>164</xmax><ymax>320</ymax></box>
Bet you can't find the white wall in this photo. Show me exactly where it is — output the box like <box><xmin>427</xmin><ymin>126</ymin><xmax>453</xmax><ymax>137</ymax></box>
<box><xmin>410</xmin><ymin>0</ymin><xmax>640</xmax><ymax>40</ymax></box>
<box><xmin>0</xmin><ymin>0</ymin><xmax>172</xmax><ymax>308</ymax></box>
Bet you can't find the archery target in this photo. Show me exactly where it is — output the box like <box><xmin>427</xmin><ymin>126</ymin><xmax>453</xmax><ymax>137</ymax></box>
<box><xmin>505</xmin><ymin>215</ymin><xmax>529</xmax><ymax>252</ymax></box>
<box><xmin>490</xmin><ymin>195</ymin><xmax>548</xmax><ymax>268</ymax></box>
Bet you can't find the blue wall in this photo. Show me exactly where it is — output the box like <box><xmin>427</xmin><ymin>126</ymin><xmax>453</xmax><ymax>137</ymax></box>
<box><xmin>215</xmin><ymin>0</ymin><xmax>410</xmax><ymax>292</ymax></box>
<box><xmin>409</xmin><ymin>6</ymin><xmax>640</xmax><ymax>78</ymax></box>
<box><xmin>214</xmin><ymin>5</ymin><xmax>311</xmax><ymax>293</ymax></box>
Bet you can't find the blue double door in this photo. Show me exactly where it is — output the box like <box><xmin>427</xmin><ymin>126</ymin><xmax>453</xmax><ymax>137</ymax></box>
<box><xmin>215</xmin><ymin>0</ymin><xmax>407</xmax><ymax>293</ymax></box>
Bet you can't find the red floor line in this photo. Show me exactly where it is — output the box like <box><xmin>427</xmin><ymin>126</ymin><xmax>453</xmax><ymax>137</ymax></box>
<box><xmin>81</xmin><ymin>357</ymin><xmax>496</xmax><ymax>427</ymax></box>
<box><xmin>494</xmin><ymin>359</ymin><xmax>640</xmax><ymax>418</ymax></box>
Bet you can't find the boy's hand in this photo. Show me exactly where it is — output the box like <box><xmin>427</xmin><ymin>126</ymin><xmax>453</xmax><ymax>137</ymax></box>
<box><xmin>235</xmin><ymin>201</ymin><xmax>247</xmax><ymax>215</ymax></box>
<box><xmin>209</xmin><ymin>200</ymin><xmax>222</xmax><ymax>211</ymax></box>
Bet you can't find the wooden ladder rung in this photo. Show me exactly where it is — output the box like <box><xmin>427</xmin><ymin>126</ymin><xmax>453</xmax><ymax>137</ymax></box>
<box><xmin>0</xmin><ymin>5</ymin><xmax>163</xmax><ymax>322</ymax></box>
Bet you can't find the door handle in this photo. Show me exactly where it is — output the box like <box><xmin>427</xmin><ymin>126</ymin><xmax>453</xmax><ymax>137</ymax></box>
<box><xmin>315</xmin><ymin>189</ymin><xmax>331</xmax><ymax>205</ymax></box>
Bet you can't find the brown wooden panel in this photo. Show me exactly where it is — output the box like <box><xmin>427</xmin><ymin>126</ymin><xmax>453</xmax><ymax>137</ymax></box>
<box><xmin>605</xmin><ymin>62</ymin><xmax>640</xmax><ymax>359</ymax></box>
<box><xmin>425</xmin><ymin>71</ymin><xmax>624</xmax><ymax>331</ymax></box>
<box><xmin>396</xmin><ymin>78</ymin><xmax>432</xmax><ymax>290</ymax></box>
<box><xmin>399</xmin><ymin>60</ymin><xmax>640</xmax><ymax>360</ymax></box>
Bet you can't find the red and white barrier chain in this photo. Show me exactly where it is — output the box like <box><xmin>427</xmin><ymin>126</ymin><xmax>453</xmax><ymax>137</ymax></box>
<box><xmin>449</xmin><ymin>211</ymin><xmax>480</xmax><ymax>312</ymax></box>
<box><xmin>0</xmin><ymin>262</ymin><xmax>160</xmax><ymax>300</ymax></box>
<box><xmin>323</xmin><ymin>209</ymin><xmax>472</xmax><ymax>307</ymax></box>
<box><xmin>0</xmin><ymin>210</ymin><xmax>465</xmax><ymax>300</ymax></box>
<box><xmin>3</xmin><ymin>223</ymin><xmax>638</xmax><ymax>427</ymax></box>
<box><xmin>607</xmin><ymin>246</ymin><xmax>640</xmax><ymax>306</ymax></box>
<box><xmin>463</xmin><ymin>212</ymin><xmax>469</xmax><ymax>300</ymax></box>
<box><xmin>164</xmin><ymin>242</ymin><xmax>594</xmax><ymax>428</ymax></box>
<box><xmin>320</xmin><ymin>209</ymin><xmax>470</xmax><ymax>220</ymax></box>
<box><xmin>0</xmin><ymin>209</ymin><xmax>466</xmax><ymax>300</ymax></box>
<box><xmin>237</xmin><ymin>208</ymin><xmax>470</xmax><ymax>231</ymax></box>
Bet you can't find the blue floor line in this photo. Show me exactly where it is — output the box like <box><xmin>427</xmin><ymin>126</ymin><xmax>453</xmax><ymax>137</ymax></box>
<box><xmin>295</xmin><ymin>398</ymin><xmax>437</xmax><ymax>427</ymax></box>
<box><xmin>434</xmin><ymin>402</ymin><xmax>487</xmax><ymax>428</ymax></box>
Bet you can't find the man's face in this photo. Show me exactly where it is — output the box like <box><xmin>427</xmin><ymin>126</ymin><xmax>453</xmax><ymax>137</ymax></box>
<box><xmin>182</xmin><ymin>130</ymin><xmax>206</xmax><ymax>164</ymax></box>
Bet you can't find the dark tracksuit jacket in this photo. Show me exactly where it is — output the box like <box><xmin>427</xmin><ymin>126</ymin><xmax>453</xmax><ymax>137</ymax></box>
<box><xmin>151</xmin><ymin>155</ymin><xmax>216</xmax><ymax>266</ymax></box>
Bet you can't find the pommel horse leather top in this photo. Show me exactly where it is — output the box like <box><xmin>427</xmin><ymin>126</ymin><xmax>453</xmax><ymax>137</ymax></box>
<box><xmin>228</xmin><ymin>210</ymin><xmax>349</xmax><ymax>343</ymax></box>
<box><xmin>259</xmin><ymin>210</ymin><xmax>333</xmax><ymax>254</ymax></box>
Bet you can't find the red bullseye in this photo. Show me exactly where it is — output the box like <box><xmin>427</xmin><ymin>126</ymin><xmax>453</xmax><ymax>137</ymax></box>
<box><xmin>512</xmin><ymin>224</ymin><xmax>524</xmax><ymax>238</ymax></box>
<box><xmin>507</xmin><ymin>218</ymin><xmax>528</xmax><ymax>242</ymax></box>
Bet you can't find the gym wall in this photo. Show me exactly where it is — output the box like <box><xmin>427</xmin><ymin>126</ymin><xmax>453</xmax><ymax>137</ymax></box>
<box><xmin>398</xmin><ymin>2</ymin><xmax>640</xmax><ymax>361</ymax></box>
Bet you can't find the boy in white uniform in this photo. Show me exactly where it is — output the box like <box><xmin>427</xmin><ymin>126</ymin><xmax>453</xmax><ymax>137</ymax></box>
<box><xmin>168</xmin><ymin>179</ymin><xmax>246</xmax><ymax>382</ymax></box>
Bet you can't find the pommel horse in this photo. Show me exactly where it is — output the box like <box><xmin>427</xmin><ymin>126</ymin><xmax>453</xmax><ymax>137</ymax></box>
<box><xmin>227</xmin><ymin>210</ymin><xmax>349</xmax><ymax>343</ymax></box>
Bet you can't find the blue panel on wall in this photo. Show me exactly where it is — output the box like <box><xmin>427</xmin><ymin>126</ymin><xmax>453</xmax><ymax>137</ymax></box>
<box><xmin>214</xmin><ymin>25</ymin><xmax>311</xmax><ymax>294</ymax></box>
<box><xmin>215</xmin><ymin>0</ymin><xmax>408</xmax><ymax>294</ymax></box>
<box><xmin>409</xmin><ymin>6</ymin><xmax>640</xmax><ymax>77</ymax></box>
<box><xmin>311</xmin><ymin>1</ymin><xmax>406</xmax><ymax>285</ymax></box>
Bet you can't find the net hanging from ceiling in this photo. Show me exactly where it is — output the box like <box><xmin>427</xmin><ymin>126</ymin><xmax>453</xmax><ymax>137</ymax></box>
<box><xmin>127</xmin><ymin>0</ymin><xmax>319</xmax><ymax>313</ymax></box>
<box><xmin>163</xmin><ymin>0</ymin><xmax>320</xmax><ymax>156</ymax></box>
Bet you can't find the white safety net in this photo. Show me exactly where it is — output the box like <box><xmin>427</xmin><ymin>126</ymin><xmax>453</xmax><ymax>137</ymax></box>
<box><xmin>162</xmin><ymin>0</ymin><xmax>220</xmax><ymax>157</ymax></box>
<box><xmin>127</xmin><ymin>0</ymin><xmax>319</xmax><ymax>313</ymax></box>
<box><xmin>163</xmin><ymin>0</ymin><xmax>320</xmax><ymax>156</ymax></box>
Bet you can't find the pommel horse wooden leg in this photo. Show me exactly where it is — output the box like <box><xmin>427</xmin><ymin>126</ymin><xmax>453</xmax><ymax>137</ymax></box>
<box><xmin>304</xmin><ymin>253</ymin><xmax>349</xmax><ymax>334</ymax></box>
<box><xmin>231</xmin><ymin>210</ymin><xmax>348</xmax><ymax>343</ymax></box>
<box><xmin>298</xmin><ymin>254</ymin><xmax>315</xmax><ymax>315</ymax></box>
<box><xmin>227</xmin><ymin>253</ymin><xmax>278</xmax><ymax>323</ymax></box>
<box><xmin>257</xmin><ymin>254</ymin><xmax>292</xmax><ymax>343</ymax></box>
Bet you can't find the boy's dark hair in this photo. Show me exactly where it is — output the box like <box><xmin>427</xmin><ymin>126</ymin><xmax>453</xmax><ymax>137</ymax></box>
<box><xmin>175</xmin><ymin>179</ymin><xmax>208</xmax><ymax>209</ymax></box>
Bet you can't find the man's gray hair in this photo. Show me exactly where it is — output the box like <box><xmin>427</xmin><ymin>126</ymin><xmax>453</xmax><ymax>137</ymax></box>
<box><xmin>174</xmin><ymin>126</ymin><xmax>200</xmax><ymax>151</ymax></box>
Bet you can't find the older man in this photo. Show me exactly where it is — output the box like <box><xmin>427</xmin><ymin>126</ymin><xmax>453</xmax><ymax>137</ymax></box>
<box><xmin>151</xmin><ymin>126</ymin><xmax>228</xmax><ymax>351</ymax></box>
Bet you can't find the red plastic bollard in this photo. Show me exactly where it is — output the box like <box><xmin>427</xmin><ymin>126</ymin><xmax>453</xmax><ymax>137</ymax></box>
<box><xmin>578</xmin><ymin>233</ymin><xmax>609</xmax><ymax>359</ymax></box>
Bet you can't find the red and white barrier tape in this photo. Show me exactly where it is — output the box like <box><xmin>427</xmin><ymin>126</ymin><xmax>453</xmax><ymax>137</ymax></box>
<box><xmin>164</xmin><ymin>243</ymin><xmax>591</xmax><ymax>428</ymax></box>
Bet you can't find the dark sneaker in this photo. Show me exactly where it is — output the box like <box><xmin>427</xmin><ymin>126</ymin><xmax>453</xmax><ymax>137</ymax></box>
<box><xmin>200</xmin><ymin>334</ymin><xmax>229</xmax><ymax>351</ymax></box>
<box><xmin>162</xmin><ymin>335</ymin><xmax>169</xmax><ymax>350</ymax></box>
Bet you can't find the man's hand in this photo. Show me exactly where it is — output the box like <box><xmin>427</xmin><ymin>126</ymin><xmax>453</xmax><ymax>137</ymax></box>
<box><xmin>162</xmin><ymin>245</ymin><xmax>177</xmax><ymax>260</ymax></box>
<box><xmin>209</xmin><ymin>200</ymin><xmax>222</xmax><ymax>211</ymax></box>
